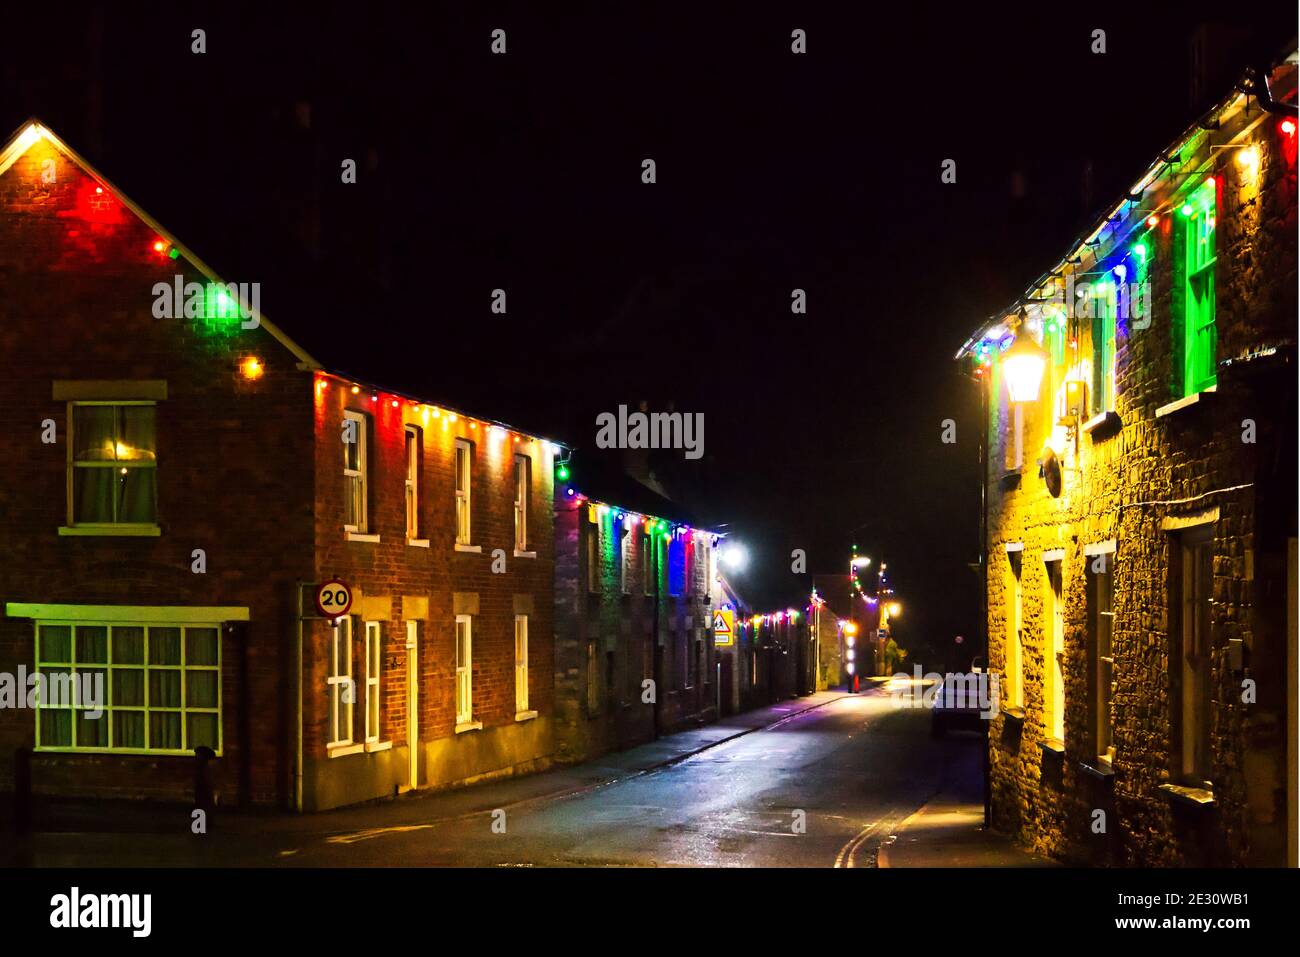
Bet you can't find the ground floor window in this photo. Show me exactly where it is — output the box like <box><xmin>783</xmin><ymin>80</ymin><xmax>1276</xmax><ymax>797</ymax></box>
<box><xmin>329</xmin><ymin>617</ymin><xmax>354</xmax><ymax>747</ymax></box>
<box><xmin>586</xmin><ymin>639</ymin><xmax>600</xmax><ymax>714</ymax></box>
<box><xmin>35</xmin><ymin>621</ymin><xmax>221</xmax><ymax>754</ymax></box>
<box><xmin>455</xmin><ymin>616</ymin><xmax>473</xmax><ymax>726</ymax></box>
<box><xmin>514</xmin><ymin>615</ymin><xmax>529</xmax><ymax>714</ymax></box>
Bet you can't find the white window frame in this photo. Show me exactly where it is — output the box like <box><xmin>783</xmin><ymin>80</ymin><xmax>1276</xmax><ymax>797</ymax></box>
<box><xmin>513</xmin><ymin>454</ymin><xmax>529</xmax><ymax>551</ymax></box>
<box><xmin>455</xmin><ymin>615</ymin><xmax>473</xmax><ymax>726</ymax></box>
<box><xmin>66</xmin><ymin>400</ymin><xmax>160</xmax><ymax>532</ymax></box>
<box><xmin>1005</xmin><ymin>551</ymin><xmax>1023</xmax><ymax>710</ymax></box>
<box><xmin>364</xmin><ymin>621</ymin><xmax>381</xmax><ymax>744</ymax></box>
<box><xmin>404</xmin><ymin>426</ymin><xmax>420</xmax><ymax>540</ymax></box>
<box><xmin>328</xmin><ymin>617</ymin><xmax>354</xmax><ymax>747</ymax></box>
<box><xmin>455</xmin><ymin>440</ymin><xmax>472</xmax><ymax>546</ymax></box>
<box><xmin>343</xmin><ymin>410</ymin><xmax>368</xmax><ymax>533</ymax></box>
<box><xmin>514</xmin><ymin>615</ymin><xmax>529</xmax><ymax>715</ymax></box>
<box><xmin>33</xmin><ymin>619</ymin><xmax>221</xmax><ymax>755</ymax></box>
<box><xmin>1043</xmin><ymin>557</ymin><xmax>1065</xmax><ymax>743</ymax></box>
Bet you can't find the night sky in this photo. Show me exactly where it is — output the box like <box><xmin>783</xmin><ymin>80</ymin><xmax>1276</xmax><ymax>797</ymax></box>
<box><xmin>4</xmin><ymin>2</ymin><xmax>1293</xmax><ymax>668</ymax></box>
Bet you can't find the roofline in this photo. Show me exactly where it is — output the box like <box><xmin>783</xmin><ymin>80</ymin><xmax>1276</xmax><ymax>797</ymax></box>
<box><xmin>0</xmin><ymin>118</ymin><xmax>322</xmax><ymax>370</ymax></box>
<box><xmin>558</xmin><ymin>487</ymin><xmax>725</xmax><ymax>536</ymax></box>
<box><xmin>953</xmin><ymin>48</ymin><xmax>1299</xmax><ymax>360</ymax></box>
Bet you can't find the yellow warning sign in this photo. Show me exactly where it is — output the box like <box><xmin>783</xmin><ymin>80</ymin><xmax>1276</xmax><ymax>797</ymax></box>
<box><xmin>713</xmin><ymin>608</ymin><xmax>735</xmax><ymax>647</ymax></box>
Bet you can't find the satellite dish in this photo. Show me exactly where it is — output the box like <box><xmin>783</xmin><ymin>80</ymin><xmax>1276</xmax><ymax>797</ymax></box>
<box><xmin>1039</xmin><ymin>447</ymin><xmax>1062</xmax><ymax>497</ymax></box>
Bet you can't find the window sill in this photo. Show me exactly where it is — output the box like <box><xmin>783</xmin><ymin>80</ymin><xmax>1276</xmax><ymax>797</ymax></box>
<box><xmin>1079</xmin><ymin>758</ymin><xmax>1115</xmax><ymax>781</ymax></box>
<box><xmin>454</xmin><ymin>720</ymin><xmax>483</xmax><ymax>734</ymax></box>
<box><xmin>327</xmin><ymin>743</ymin><xmax>363</xmax><ymax>758</ymax></box>
<box><xmin>455</xmin><ymin>544</ymin><xmax>482</xmax><ymax>554</ymax></box>
<box><xmin>406</xmin><ymin>538</ymin><xmax>430</xmax><ymax>548</ymax></box>
<box><xmin>346</xmin><ymin>531</ymin><xmax>380</xmax><ymax>543</ymax></box>
<box><xmin>513</xmin><ymin>549</ymin><xmax>537</xmax><ymax>559</ymax></box>
<box><xmin>1159</xmin><ymin>782</ymin><xmax>1215</xmax><ymax>808</ymax></box>
<box><xmin>1082</xmin><ymin>410</ymin><xmax>1121</xmax><ymax>439</ymax></box>
<box><xmin>1155</xmin><ymin>386</ymin><xmax>1215</xmax><ymax>419</ymax></box>
<box><xmin>58</xmin><ymin>524</ymin><xmax>161</xmax><ymax>537</ymax></box>
<box><xmin>514</xmin><ymin>710</ymin><xmax>538</xmax><ymax>722</ymax></box>
<box><xmin>364</xmin><ymin>740</ymin><xmax>392</xmax><ymax>753</ymax></box>
<box><xmin>1001</xmin><ymin>706</ymin><xmax>1026</xmax><ymax>723</ymax></box>
<box><xmin>1039</xmin><ymin>737</ymin><xmax>1065</xmax><ymax>756</ymax></box>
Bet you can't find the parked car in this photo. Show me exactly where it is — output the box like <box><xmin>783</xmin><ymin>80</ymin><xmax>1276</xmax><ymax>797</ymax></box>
<box><xmin>931</xmin><ymin>668</ymin><xmax>987</xmax><ymax>737</ymax></box>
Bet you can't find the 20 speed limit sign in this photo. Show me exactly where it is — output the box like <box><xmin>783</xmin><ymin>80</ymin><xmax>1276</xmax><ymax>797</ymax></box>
<box><xmin>315</xmin><ymin>579</ymin><xmax>354</xmax><ymax>619</ymax></box>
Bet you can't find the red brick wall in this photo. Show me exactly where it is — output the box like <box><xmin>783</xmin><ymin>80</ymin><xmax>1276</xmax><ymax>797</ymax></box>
<box><xmin>0</xmin><ymin>136</ymin><xmax>316</xmax><ymax>806</ymax></box>
<box><xmin>309</xmin><ymin>384</ymin><xmax>556</xmax><ymax>799</ymax></box>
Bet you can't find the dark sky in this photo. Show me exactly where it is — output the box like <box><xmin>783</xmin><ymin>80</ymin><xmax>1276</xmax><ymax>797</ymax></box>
<box><xmin>5</xmin><ymin>2</ymin><xmax>1294</xmax><ymax>666</ymax></box>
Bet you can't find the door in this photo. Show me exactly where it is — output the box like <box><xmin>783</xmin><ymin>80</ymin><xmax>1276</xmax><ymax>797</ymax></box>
<box><xmin>405</xmin><ymin>621</ymin><xmax>418</xmax><ymax>790</ymax></box>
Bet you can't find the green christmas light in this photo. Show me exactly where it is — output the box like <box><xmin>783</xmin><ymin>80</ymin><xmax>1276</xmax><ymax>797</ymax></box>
<box><xmin>556</xmin><ymin>463</ymin><xmax>570</xmax><ymax>481</ymax></box>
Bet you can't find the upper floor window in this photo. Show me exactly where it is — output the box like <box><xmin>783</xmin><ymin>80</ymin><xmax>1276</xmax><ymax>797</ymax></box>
<box><xmin>343</xmin><ymin>410</ymin><xmax>368</xmax><ymax>532</ymax></box>
<box><xmin>513</xmin><ymin>454</ymin><xmax>530</xmax><ymax>551</ymax></box>
<box><xmin>642</xmin><ymin>531</ymin><xmax>655</xmax><ymax>595</ymax></box>
<box><xmin>404</xmin><ymin>426</ymin><xmax>421</xmax><ymax>540</ymax></box>
<box><xmin>586</xmin><ymin>521</ymin><xmax>600</xmax><ymax>594</ymax></box>
<box><xmin>455</xmin><ymin>440</ymin><xmax>473</xmax><ymax>545</ymax></box>
<box><xmin>1182</xmin><ymin>181</ymin><xmax>1217</xmax><ymax>395</ymax></box>
<box><xmin>1090</xmin><ymin>283</ymin><xmax>1117</xmax><ymax>415</ymax></box>
<box><xmin>70</xmin><ymin>403</ymin><xmax>157</xmax><ymax>528</ymax></box>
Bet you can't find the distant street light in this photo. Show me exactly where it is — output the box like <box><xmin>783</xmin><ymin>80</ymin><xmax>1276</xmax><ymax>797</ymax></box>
<box><xmin>720</xmin><ymin>543</ymin><xmax>748</xmax><ymax>572</ymax></box>
<box><xmin>887</xmin><ymin>602</ymin><xmax>902</xmax><ymax>618</ymax></box>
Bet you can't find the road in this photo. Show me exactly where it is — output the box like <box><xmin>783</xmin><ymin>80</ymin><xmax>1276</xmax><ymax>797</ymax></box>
<box><xmin>22</xmin><ymin>684</ymin><xmax>982</xmax><ymax>867</ymax></box>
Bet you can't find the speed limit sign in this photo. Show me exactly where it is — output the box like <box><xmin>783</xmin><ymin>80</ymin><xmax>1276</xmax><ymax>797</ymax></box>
<box><xmin>315</xmin><ymin>579</ymin><xmax>354</xmax><ymax>619</ymax></box>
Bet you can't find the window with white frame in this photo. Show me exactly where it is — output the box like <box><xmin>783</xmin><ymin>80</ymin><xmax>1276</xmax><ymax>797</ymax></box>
<box><xmin>1174</xmin><ymin>525</ymin><xmax>1214</xmax><ymax>788</ymax></box>
<box><xmin>364</xmin><ymin>621</ymin><xmax>381</xmax><ymax>744</ymax></box>
<box><xmin>328</xmin><ymin>617</ymin><xmax>354</xmax><ymax>747</ymax></box>
<box><xmin>513</xmin><ymin>454</ymin><xmax>529</xmax><ymax>551</ymax></box>
<box><xmin>1004</xmin><ymin>551</ymin><xmax>1023</xmax><ymax>710</ymax></box>
<box><xmin>404</xmin><ymin>426</ymin><xmax>421</xmax><ymax>540</ymax></box>
<box><xmin>69</xmin><ymin>402</ymin><xmax>158</xmax><ymax>527</ymax></box>
<box><xmin>1087</xmin><ymin>552</ymin><xmax>1114</xmax><ymax>764</ymax></box>
<box><xmin>514</xmin><ymin>615</ymin><xmax>529</xmax><ymax>713</ymax></box>
<box><xmin>455</xmin><ymin>615</ymin><xmax>473</xmax><ymax>725</ymax></box>
<box><xmin>620</xmin><ymin>525</ymin><xmax>632</xmax><ymax>594</ymax></box>
<box><xmin>1043</xmin><ymin>558</ymin><xmax>1065</xmax><ymax>743</ymax></box>
<box><xmin>34</xmin><ymin>621</ymin><xmax>221</xmax><ymax>753</ymax></box>
<box><xmin>455</xmin><ymin>440</ymin><xmax>472</xmax><ymax>545</ymax></box>
<box><xmin>343</xmin><ymin>410</ymin><xmax>368</xmax><ymax>532</ymax></box>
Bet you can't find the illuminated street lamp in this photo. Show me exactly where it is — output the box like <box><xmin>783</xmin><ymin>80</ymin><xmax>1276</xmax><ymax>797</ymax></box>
<box><xmin>887</xmin><ymin>601</ymin><xmax>901</xmax><ymax>618</ymax></box>
<box><xmin>1001</xmin><ymin>308</ymin><xmax>1048</xmax><ymax>403</ymax></box>
<box><xmin>720</xmin><ymin>543</ymin><xmax>748</xmax><ymax>572</ymax></box>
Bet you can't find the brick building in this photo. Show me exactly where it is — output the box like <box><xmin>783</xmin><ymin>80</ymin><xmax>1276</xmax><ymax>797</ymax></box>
<box><xmin>0</xmin><ymin>121</ymin><xmax>560</xmax><ymax>811</ymax></box>
<box><xmin>553</xmin><ymin>471</ymin><xmax>719</xmax><ymax>764</ymax></box>
<box><xmin>955</xmin><ymin>55</ymin><xmax>1297</xmax><ymax>865</ymax></box>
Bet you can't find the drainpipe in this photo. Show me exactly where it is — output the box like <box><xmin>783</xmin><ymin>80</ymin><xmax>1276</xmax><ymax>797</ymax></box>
<box><xmin>294</xmin><ymin>583</ymin><xmax>305</xmax><ymax>813</ymax></box>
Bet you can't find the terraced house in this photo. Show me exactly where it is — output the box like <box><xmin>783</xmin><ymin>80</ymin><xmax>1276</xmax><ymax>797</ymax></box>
<box><xmin>0</xmin><ymin>120</ymin><xmax>560</xmax><ymax>811</ymax></box>
<box><xmin>955</xmin><ymin>52</ymin><xmax>1297</xmax><ymax>866</ymax></box>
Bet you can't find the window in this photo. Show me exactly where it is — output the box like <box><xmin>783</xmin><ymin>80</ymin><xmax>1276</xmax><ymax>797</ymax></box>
<box><xmin>1087</xmin><ymin>553</ymin><xmax>1114</xmax><ymax>764</ymax></box>
<box><xmin>586</xmin><ymin>524</ymin><xmax>600</xmax><ymax>593</ymax></box>
<box><xmin>1004</xmin><ymin>404</ymin><xmax>1024</xmax><ymax>471</ymax></box>
<box><xmin>34</xmin><ymin>621</ymin><xmax>220</xmax><ymax>754</ymax></box>
<box><xmin>1004</xmin><ymin>552</ymin><xmax>1023</xmax><ymax>710</ymax></box>
<box><xmin>404</xmin><ymin>426</ymin><xmax>421</xmax><ymax>540</ymax></box>
<box><xmin>677</xmin><ymin>629</ymin><xmax>689</xmax><ymax>689</ymax></box>
<box><xmin>455</xmin><ymin>616</ymin><xmax>473</xmax><ymax>726</ymax></box>
<box><xmin>328</xmin><ymin>618</ymin><xmax>354</xmax><ymax>747</ymax></box>
<box><xmin>343</xmin><ymin>411</ymin><xmax>368</xmax><ymax>532</ymax></box>
<box><xmin>454</xmin><ymin>440</ymin><xmax>472</xmax><ymax>545</ymax></box>
<box><xmin>69</xmin><ymin>403</ymin><xmax>157</xmax><ymax>527</ymax></box>
<box><xmin>364</xmin><ymin>621</ymin><xmax>381</xmax><ymax>744</ymax></box>
<box><xmin>513</xmin><ymin>454</ymin><xmax>529</xmax><ymax>551</ymax></box>
<box><xmin>688</xmin><ymin>632</ymin><xmax>702</xmax><ymax>690</ymax></box>
<box><xmin>1174</xmin><ymin>525</ymin><xmax>1214</xmax><ymax>787</ymax></box>
<box><xmin>1043</xmin><ymin>558</ymin><xmax>1065</xmax><ymax>743</ymax></box>
<box><xmin>668</xmin><ymin>537</ymin><xmax>684</xmax><ymax>597</ymax></box>
<box><xmin>1091</xmin><ymin>284</ymin><xmax>1117</xmax><ymax>414</ymax></box>
<box><xmin>514</xmin><ymin>615</ymin><xmax>529</xmax><ymax>714</ymax></box>
<box><xmin>642</xmin><ymin>532</ymin><xmax>654</xmax><ymax>595</ymax></box>
<box><xmin>620</xmin><ymin>525</ymin><xmax>632</xmax><ymax>595</ymax></box>
<box><xmin>586</xmin><ymin>640</ymin><xmax>600</xmax><ymax>714</ymax></box>
<box><xmin>1182</xmin><ymin>182</ymin><xmax>1217</xmax><ymax>395</ymax></box>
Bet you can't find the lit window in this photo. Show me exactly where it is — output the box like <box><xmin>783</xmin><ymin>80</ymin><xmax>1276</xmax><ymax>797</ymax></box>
<box><xmin>1004</xmin><ymin>552</ymin><xmax>1023</xmax><ymax>710</ymax></box>
<box><xmin>364</xmin><ymin>621</ymin><xmax>381</xmax><ymax>744</ymax></box>
<box><xmin>1091</xmin><ymin>284</ymin><xmax>1117</xmax><ymax>414</ymax></box>
<box><xmin>69</xmin><ymin>403</ymin><xmax>157</xmax><ymax>527</ymax></box>
<box><xmin>513</xmin><ymin>454</ymin><xmax>529</xmax><ymax>551</ymax></box>
<box><xmin>455</xmin><ymin>616</ymin><xmax>473</xmax><ymax>726</ymax></box>
<box><xmin>1182</xmin><ymin>184</ymin><xmax>1217</xmax><ymax>395</ymax></box>
<box><xmin>514</xmin><ymin>616</ymin><xmax>529</xmax><ymax>714</ymax></box>
<box><xmin>1087</xmin><ymin>552</ymin><xmax>1114</xmax><ymax>764</ymax></box>
<box><xmin>34</xmin><ymin>621</ymin><xmax>220</xmax><ymax>754</ymax></box>
<box><xmin>343</xmin><ymin>411</ymin><xmax>368</xmax><ymax>532</ymax></box>
<box><xmin>328</xmin><ymin>618</ymin><xmax>354</xmax><ymax>747</ymax></box>
<box><xmin>404</xmin><ymin>426</ymin><xmax>421</xmax><ymax>540</ymax></box>
<box><xmin>455</xmin><ymin>440</ymin><xmax>472</xmax><ymax>545</ymax></box>
<box><xmin>1043</xmin><ymin>558</ymin><xmax>1065</xmax><ymax>743</ymax></box>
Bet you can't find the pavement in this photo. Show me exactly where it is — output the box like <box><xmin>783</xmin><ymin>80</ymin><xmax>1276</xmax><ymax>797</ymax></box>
<box><xmin>4</xmin><ymin>679</ymin><xmax>988</xmax><ymax>867</ymax></box>
<box><xmin>877</xmin><ymin>752</ymin><xmax>1056</xmax><ymax>868</ymax></box>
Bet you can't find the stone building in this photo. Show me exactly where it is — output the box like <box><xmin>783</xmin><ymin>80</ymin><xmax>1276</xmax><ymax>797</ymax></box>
<box><xmin>553</xmin><ymin>469</ymin><xmax>719</xmax><ymax>764</ymax></box>
<box><xmin>954</xmin><ymin>54</ymin><xmax>1297</xmax><ymax>866</ymax></box>
<box><xmin>0</xmin><ymin>121</ymin><xmax>560</xmax><ymax>811</ymax></box>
